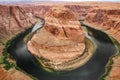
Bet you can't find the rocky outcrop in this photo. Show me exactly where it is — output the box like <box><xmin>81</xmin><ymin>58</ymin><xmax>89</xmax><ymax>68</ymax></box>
<box><xmin>0</xmin><ymin>5</ymin><xmax>49</xmax><ymax>43</ymax></box>
<box><xmin>0</xmin><ymin>67</ymin><xmax>33</xmax><ymax>80</ymax></box>
<box><xmin>105</xmin><ymin>56</ymin><xmax>120</xmax><ymax>80</ymax></box>
<box><xmin>1</xmin><ymin>2</ymin><xmax>120</xmax><ymax>79</ymax></box>
<box><xmin>85</xmin><ymin>9</ymin><xmax>120</xmax><ymax>43</ymax></box>
<box><xmin>27</xmin><ymin>6</ymin><xmax>93</xmax><ymax>71</ymax></box>
<box><xmin>65</xmin><ymin>5</ymin><xmax>93</xmax><ymax>20</ymax></box>
<box><xmin>0</xmin><ymin>4</ymin><xmax>96</xmax><ymax>43</ymax></box>
<box><xmin>1</xmin><ymin>2</ymin><xmax>120</xmax><ymax>43</ymax></box>
<box><xmin>85</xmin><ymin>8</ymin><xmax>120</xmax><ymax>80</ymax></box>
<box><xmin>44</xmin><ymin>6</ymin><xmax>84</xmax><ymax>42</ymax></box>
<box><xmin>0</xmin><ymin>3</ymin><xmax>99</xmax><ymax>80</ymax></box>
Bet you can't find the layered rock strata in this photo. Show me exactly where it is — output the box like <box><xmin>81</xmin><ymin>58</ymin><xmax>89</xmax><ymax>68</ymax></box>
<box><xmin>0</xmin><ymin>3</ymin><xmax>98</xmax><ymax>43</ymax></box>
<box><xmin>85</xmin><ymin>9</ymin><xmax>120</xmax><ymax>43</ymax></box>
<box><xmin>27</xmin><ymin>7</ymin><xmax>94</xmax><ymax>71</ymax></box>
<box><xmin>0</xmin><ymin>2</ymin><xmax>120</xmax><ymax>79</ymax></box>
<box><xmin>84</xmin><ymin>8</ymin><xmax>120</xmax><ymax>80</ymax></box>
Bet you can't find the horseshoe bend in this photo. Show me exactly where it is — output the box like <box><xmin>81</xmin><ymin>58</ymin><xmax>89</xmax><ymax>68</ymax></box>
<box><xmin>27</xmin><ymin>6</ymin><xmax>95</xmax><ymax>71</ymax></box>
<box><xmin>0</xmin><ymin>1</ymin><xmax>120</xmax><ymax>80</ymax></box>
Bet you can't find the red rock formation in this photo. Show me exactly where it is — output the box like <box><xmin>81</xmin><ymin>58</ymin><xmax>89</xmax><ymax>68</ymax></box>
<box><xmin>0</xmin><ymin>67</ymin><xmax>33</xmax><ymax>80</ymax></box>
<box><xmin>0</xmin><ymin>2</ymin><xmax>120</xmax><ymax>42</ymax></box>
<box><xmin>0</xmin><ymin>2</ymin><xmax>120</xmax><ymax>79</ymax></box>
<box><xmin>44</xmin><ymin>6</ymin><xmax>84</xmax><ymax>42</ymax></box>
<box><xmin>85</xmin><ymin>9</ymin><xmax>120</xmax><ymax>42</ymax></box>
<box><xmin>65</xmin><ymin>5</ymin><xmax>93</xmax><ymax>20</ymax></box>
<box><xmin>0</xmin><ymin>5</ymin><xmax>49</xmax><ymax>42</ymax></box>
<box><xmin>27</xmin><ymin>6</ymin><xmax>87</xmax><ymax>71</ymax></box>
<box><xmin>0</xmin><ymin>3</ymin><xmax>95</xmax><ymax>42</ymax></box>
<box><xmin>85</xmin><ymin>8</ymin><xmax>120</xmax><ymax>80</ymax></box>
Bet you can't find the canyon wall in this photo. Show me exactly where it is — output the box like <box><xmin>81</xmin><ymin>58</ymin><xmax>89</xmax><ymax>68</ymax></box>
<box><xmin>0</xmin><ymin>3</ymin><xmax>98</xmax><ymax>43</ymax></box>
<box><xmin>85</xmin><ymin>8</ymin><xmax>120</xmax><ymax>43</ymax></box>
<box><xmin>84</xmin><ymin>5</ymin><xmax>120</xmax><ymax>80</ymax></box>
<box><xmin>0</xmin><ymin>2</ymin><xmax>120</xmax><ymax>80</ymax></box>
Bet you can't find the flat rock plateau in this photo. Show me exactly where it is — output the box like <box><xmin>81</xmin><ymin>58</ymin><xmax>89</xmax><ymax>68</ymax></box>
<box><xmin>0</xmin><ymin>1</ymin><xmax>120</xmax><ymax>80</ymax></box>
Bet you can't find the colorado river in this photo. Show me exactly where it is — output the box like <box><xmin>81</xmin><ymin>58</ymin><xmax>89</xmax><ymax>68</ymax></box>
<box><xmin>7</xmin><ymin>21</ymin><xmax>117</xmax><ymax>80</ymax></box>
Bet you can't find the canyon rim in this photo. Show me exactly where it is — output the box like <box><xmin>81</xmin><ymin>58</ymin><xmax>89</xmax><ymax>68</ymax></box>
<box><xmin>0</xmin><ymin>1</ymin><xmax>120</xmax><ymax>80</ymax></box>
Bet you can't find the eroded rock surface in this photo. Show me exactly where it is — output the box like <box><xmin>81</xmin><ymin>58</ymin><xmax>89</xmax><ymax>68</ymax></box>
<box><xmin>84</xmin><ymin>7</ymin><xmax>120</xmax><ymax>80</ymax></box>
<box><xmin>27</xmin><ymin>7</ymin><xmax>90</xmax><ymax>71</ymax></box>
<box><xmin>0</xmin><ymin>2</ymin><xmax>98</xmax><ymax>79</ymax></box>
<box><xmin>85</xmin><ymin>8</ymin><xmax>120</xmax><ymax>43</ymax></box>
<box><xmin>106</xmin><ymin>56</ymin><xmax>120</xmax><ymax>80</ymax></box>
<box><xmin>44</xmin><ymin>6</ymin><xmax>84</xmax><ymax>42</ymax></box>
<box><xmin>0</xmin><ymin>67</ymin><xmax>32</xmax><ymax>80</ymax></box>
<box><xmin>0</xmin><ymin>3</ymin><xmax>96</xmax><ymax>43</ymax></box>
<box><xmin>0</xmin><ymin>5</ymin><xmax>49</xmax><ymax>43</ymax></box>
<box><xmin>1</xmin><ymin>2</ymin><xmax>120</xmax><ymax>43</ymax></box>
<box><xmin>0</xmin><ymin>2</ymin><xmax>120</xmax><ymax>79</ymax></box>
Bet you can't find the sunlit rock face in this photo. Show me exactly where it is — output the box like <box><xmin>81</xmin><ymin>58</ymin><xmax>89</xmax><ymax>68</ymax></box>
<box><xmin>0</xmin><ymin>67</ymin><xmax>32</xmax><ymax>80</ymax></box>
<box><xmin>27</xmin><ymin>7</ymin><xmax>88</xmax><ymax>71</ymax></box>
<box><xmin>0</xmin><ymin>3</ymin><xmax>95</xmax><ymax>43</ymax></box>
<box><xmin>44</xmin><ymin>6</ymin><xmax>84</xmax><ymax>42</ymax></box>
<box><xmin>84</xmin><ymin>8</ymin><xmax>120</xmax><ymax>80</ymax></box>
<box><xmin>106</xmin><ymin>56</ymin><xmax>120</xmax><ymax>80</ymax></box>
<box><xmin>0</xmin><ymin>67</ymin><xmax>12</xmax><ymax>80</ymax></box>
<box><xmin>85</xmin><ymin>9</ymin><xmax>120</xmax><ymax>43</ymax></box>
<box><xmin>1</xmin><ymin>2</ymin><xmax>120</xmax><ymax>79</ymax></box>
<box><xmin>0</xmin><ymin>5</ymin><xmax>49</xmax><ymax>42</ymax></box>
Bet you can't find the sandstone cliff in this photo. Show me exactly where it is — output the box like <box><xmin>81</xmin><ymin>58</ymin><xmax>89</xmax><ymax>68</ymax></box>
<box><xmin>0</xmin><ymin>3</ymin><xmax>97</xmax><ymax>43</ymax></box>
<box><xmin>0</xmin><ymin>2</ymin><xmax>120</xmax><ymax>80</ymax></box>
<box><xmin>27</xmin><ymin>6</ymin><xmax>87</xmax><ymax>71</ymax></box>
<box><xmin>84</xmin><ymin>7</ymin><xmax>120</xmax><ymax>80</ymax></box>
<box><xmin>0</xmin><ymin>5</ymin><xmax>49</xmax><ymax>43</ymax></box>
<box><xmin>85</xmin><ymin>8</ymin><xmax>120</xmax><ymax>43</ymax></box>
<box><xmin>0</xmin><ymin>2</ymin><xmax>98</xmax><ymax>79</ymax></box>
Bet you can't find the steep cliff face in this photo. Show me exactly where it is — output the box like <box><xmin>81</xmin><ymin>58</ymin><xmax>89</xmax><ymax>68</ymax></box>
<box><xmin>0</xmin><ymin>3</ymin><xmax>96</xmax><ymax>79</ymax></box>
<box><xmin>44</xmin><ymin>6</ymin><xmax>84</xmax><ymax>42</ymax></box>
<box><xmin>85</xmin><ymin>8</ymin><xmax>120</xmax><ymax>80</ymax></box>
<box><xmin>65</xmin><ymin>5</ymin><xmax>93</xmax><ymax>20</ymax></box>
<box><xmin>85</xmin><ymin>9</ymin><xmax>120</xmax><ymax>43</ymax></box>
<box><xmin>0</xmin><ymin>5</ymin><xmax>49</xmax><ymax>42</ymax></box>
<box><xmin>1</xmin><ymin>2</ymin><xmax>120</xmax><ymax>43</ymax></box>
<box><xmin>0</xmin><ymin>4</ymin><xmax>95</xmax><ymax>43</ymax></box>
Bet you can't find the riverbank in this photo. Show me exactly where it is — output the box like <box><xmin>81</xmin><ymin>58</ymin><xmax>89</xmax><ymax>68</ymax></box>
<box><xmin>0</xmin><ymin>19</ymin><xmax>119</xmax><ymax>80</ymax></box>
<box><xmin>82</xmin><ymin>22</ymin><xmax>120</xmax><ymax>80</ymax></box>
<box><xmin>0</xmin><ymin>24</ymin><xmax>37</xmax><ymax>80</ymax></box>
